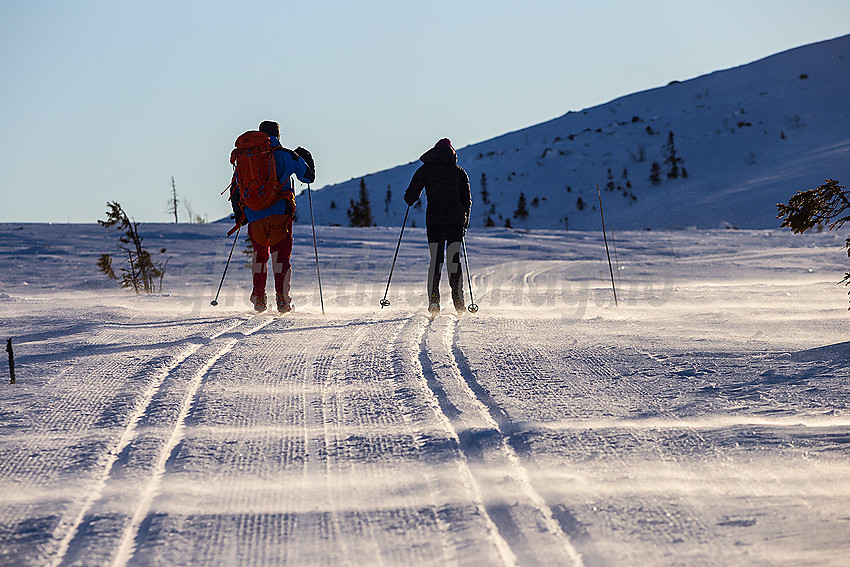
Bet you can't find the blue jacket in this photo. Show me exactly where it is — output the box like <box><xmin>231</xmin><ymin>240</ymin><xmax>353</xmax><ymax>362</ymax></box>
<box><xmin>236</xmin><ymin>136</ymin><xmax>314</xmax><ymax>223</ymax></box>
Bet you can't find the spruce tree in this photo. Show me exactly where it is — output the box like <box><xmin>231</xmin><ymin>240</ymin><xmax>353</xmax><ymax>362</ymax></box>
<box><xmin>514</xmin><ymin>192</ymin><xmax>530</xmax><ymax>220</ymax></box>
<box><xmin>664</xmin><ymin>131</ymin><xmax>684</xmax><ymax>179</ymax></box>
<box><xmin>649</xmin><ymin>162</ymin><xmax>662</xmax><ymax>185</ymax></box>
<box><xmin>606</xmin><ymin>168</ymin><xmax>616</xmax><ymax>192</ymax></box>
<box><xmin>777</xmin><ymin>179</ymin><xmax>850</xmax><ymax>305</ymax></box>
<box><xmin>98</xmin><ymin>201</ymin><xmax>169</xmax><ymax>294</ymax></box>
<box><xmin>480</xmin><ymin>172</ymin><xmax>490</xmax><ymax>203</ymax></box>
<box><xmin>347</xmin><ymin>178</ymin><xmax>374</xmax><ymax>227</ymax></box>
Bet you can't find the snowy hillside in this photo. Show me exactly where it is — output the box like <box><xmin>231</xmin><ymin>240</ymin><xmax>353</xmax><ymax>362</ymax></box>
<box><xmin>297</xmin><ymin>34</ymin><xmax>850</xmax><ymax>230</ymax></box>
<box><xmin>2</xmin><ymin>222</ymin><xmax>850</xmax><ymax>565</ymax></box>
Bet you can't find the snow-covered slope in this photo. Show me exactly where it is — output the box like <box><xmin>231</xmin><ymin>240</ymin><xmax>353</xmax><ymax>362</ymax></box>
<box><xmin>298</xmin><ymin>34</ymin><xmax>850</xmax><ymax>230</ymax></box>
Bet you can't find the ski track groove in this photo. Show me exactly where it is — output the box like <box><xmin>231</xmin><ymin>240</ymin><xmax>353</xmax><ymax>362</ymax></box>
<box><xmin>310</xmin><ymin>312</ymin><xmax>459</xmax><ymax>565</ymax></box>
<box><xmin>455</xmin><ymin>316</ymin><xmax>757</xmax><ymax>565</ymax></box>
<box><xmin>50</xmin><ymin>315</ymin><xmax>274</xmax><ymax>567</ymax></box>
<box><xmin>416</xmin><ymin>317</ymin><xmax>519</xmax><ymax>567</ymax></box>
<box><xmin>419</xmin><ymin>315</ymin><xmax>584</xmax><ymax>566</ymax></box>
<box><xmin>298</xmin><ymin>315</ymin><xmax>363</xmax><ymax>565</ymax></box>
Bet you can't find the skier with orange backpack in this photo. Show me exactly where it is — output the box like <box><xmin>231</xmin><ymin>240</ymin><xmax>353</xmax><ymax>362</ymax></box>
<box><xmin>229</xmin><ymin>120</ymin><xmax>315</xmax><ymax>313</ymax></box>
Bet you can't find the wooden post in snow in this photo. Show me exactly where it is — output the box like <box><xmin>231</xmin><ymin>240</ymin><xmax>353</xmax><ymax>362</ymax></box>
<box><xmin>6</xmin><ymin>338</ymin><xmax>15</xmax><ymax>385</ymax></box>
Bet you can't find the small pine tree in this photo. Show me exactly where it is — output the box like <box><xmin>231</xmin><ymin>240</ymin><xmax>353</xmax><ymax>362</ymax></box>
<box><xmin>576</xmin><ymin>197</ymin><xmax>586</xmax><ymax>211</ymax></box>
<box><xmin>480</xmin><ymin>172</ymin><xmax>490</xmax><ymax>203</ymax></box>
<box><xmin>384</xmin><ymin>185</ymin><xmax>392</xmax><ymax>214</ymax></box>
<box><xmin>485</xmin><ymin>215</ymin><xmax>495</xmax><ymax>227</ymax></box>
<box><xmin>98</xmin><ymin>201</ymin><xmax>169</xmax><ymax>294</ymax></box>
<box><xmin>514</xmin><ymin>192</ymin><xmax>530</xmax><ymax>220</ymax></box>
<box><xmin>649</xmin><ymin>162</ymin><xmax>662</xmax><ymax>185</ymax></box>
<box><xmin>606</xmin><ymin>168</ymin><xmax>616</xmax><ymax>192</ymax></box>
<box><xmin>663</xmin><ymin>131</ymin><xmax>684</xmax><ymax>179</ymax></box>
<box><xmin>777</xmin><ymin>179</ymin><xmax>850</xmax><ymax>305</ymax></box>
<box><xmin>347</xmin><ymin>178</ymin><xmax>374</xmax><ymax>227</ymax></box>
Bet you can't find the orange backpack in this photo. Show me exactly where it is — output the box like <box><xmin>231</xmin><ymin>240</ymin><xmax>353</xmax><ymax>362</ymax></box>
<box><xmin>230</xmin><ymin>131</ymin><xmax>283</xmax><ymax>211</ymax></box>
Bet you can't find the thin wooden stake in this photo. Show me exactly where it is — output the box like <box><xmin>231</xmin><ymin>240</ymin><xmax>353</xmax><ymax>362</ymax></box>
<box><xmin>6</xmin><ymin>338</ymin><xmax>15</xmax><ymax>385</ymax></box>
<box><xmin>596</xmin><ymin>185</ymin><xmax>619</xmax><ymax>307</ymax></box>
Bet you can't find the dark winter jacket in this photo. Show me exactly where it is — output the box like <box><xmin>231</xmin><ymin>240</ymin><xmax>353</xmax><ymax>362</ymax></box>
<box><xmin>404</xmin><ymin>144</ymin><xmax>471</xmax><ymax>226</ymax></box>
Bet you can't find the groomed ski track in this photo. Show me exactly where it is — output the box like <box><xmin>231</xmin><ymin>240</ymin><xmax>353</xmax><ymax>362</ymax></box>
<box><xmin>2</xmin><ymin>225</ymin><xmax>850</xmax><ymax>566</ymax></box>
<box><xmin>15</xmin><ymin>309</ymin><xmax>585</xmax><ymax>566</ymax></box>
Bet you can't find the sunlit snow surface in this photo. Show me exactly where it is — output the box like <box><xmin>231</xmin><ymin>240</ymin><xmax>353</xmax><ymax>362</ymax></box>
<box><xmin>1</xmin><ymin>223</ymin><xmax>849</xmax><ymax>566</ymax></box>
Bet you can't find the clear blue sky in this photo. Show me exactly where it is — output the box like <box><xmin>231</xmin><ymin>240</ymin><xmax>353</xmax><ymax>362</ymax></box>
<box><xmin>1</xmin><ymin>0</ymin><xmax>848</xmax><ymax>223</ymax></box>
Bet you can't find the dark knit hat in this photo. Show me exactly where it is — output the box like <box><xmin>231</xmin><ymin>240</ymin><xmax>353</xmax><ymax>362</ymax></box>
<box><xmin>259</xmin><ymin>120</ymin><xmax>280</xmax><ymax>137</ymax></box>
<box><xmin>435</xmin><ymin>138</ymin><xmax>452</xmax><ymax>147</ymax></box>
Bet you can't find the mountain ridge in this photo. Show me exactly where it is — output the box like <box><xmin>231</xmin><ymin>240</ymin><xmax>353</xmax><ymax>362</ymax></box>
<box><xmin>297</xmin><ymin>35</ymin><xmax>850</xmax><ymax>230</ymax></box>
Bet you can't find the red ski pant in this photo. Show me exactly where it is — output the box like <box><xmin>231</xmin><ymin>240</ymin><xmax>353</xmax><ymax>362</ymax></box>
<box><xmin>248</xmin><ymin>214</ymin><xmax>293</xmax><ymax>300</ymax></box>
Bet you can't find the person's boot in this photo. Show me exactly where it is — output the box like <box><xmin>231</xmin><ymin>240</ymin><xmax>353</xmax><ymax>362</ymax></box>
<box><xmin>276</xmin><ymin>293</ymin><xmax>292</xmax><ymax>314</ymax></box>
<box><xmin>428</xmin><ymin>291</ymin><xmax>440</xmax><ymax>316</ymax></box>
<box><xmin>453</xmin><ymin>298</ymin><xmax>466</xmax><ymax>316</ymax></box>
<box><xmin>250</xmin><ymin>291</ymin><xmax>267</xmax><ymax>313</ymax></box>
<box><xmin>452</xmin><ymin>284</ymin><xmax>465</xmax><ymax>316</ymax></box>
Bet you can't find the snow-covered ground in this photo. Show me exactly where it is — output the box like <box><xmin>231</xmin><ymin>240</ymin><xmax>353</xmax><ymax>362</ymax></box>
<box><xmin>1</xmin><ymin>222</ymin><xmax>849</xmax><ymax>566</ymax></box>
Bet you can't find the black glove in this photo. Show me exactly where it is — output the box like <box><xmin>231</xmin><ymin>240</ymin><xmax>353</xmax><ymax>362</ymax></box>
<box><xmin>294</xmin><ymin>146</ymin><xmax>315</xmax><ymax>182</ymax></box>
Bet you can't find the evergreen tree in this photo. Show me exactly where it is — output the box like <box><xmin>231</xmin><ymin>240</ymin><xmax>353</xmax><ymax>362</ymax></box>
<box><xmin>98</xmin><ymin>201</ymin><xmax>169</xmax><ymax>294</ymax></box>
<box><xmin>649</xmin><ymin>162</ymin><xmax>662</xmax><ymax>185</ymax></box>
<box><xmin>384</xmin><ymin>185</ymin><xmax>392</xmax><ymax>214</ymax></box>
<box><xmin>777</xmin><ymin>179</ymin><xmax>850</xmax><ymax>305</ymax></box>
<box><xmin>514</xmin><ymin>192</ymin><xmax>530</xmax><ymax>220</ymax></box>
<box><xmin>576</xmin><ymin>196</ymin><xmax>586</xmax><ymax>211</ymax></box>
<box><xmin>606</xmin><ymin>168</ymin><xmax>616</xmax><ymax>192</ymax></box>
<box><xmin>663</xmin><ymin>131</ymin><xmax>684</xmax><ymax>179</ymax></box>
<box><xmin>485</xmin><ymin>215</ymin><xmax>495</xmax><ymax>227</ymax></box>
<box><xmin>480</xmin><ymin>172</ymin><xmax>490</xmax><ymax>203</ymax></box>
<box><xmin>347</xmin><ymin>178</ymin><xmax>374</xmax><ymax>227</ymax></box>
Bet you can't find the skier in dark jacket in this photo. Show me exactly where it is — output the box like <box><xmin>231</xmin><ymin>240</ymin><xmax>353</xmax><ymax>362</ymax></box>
<box><xmin>404</xmin><ymin>138</ymin><xmax>471</xmax><ymax>315</ymax></box>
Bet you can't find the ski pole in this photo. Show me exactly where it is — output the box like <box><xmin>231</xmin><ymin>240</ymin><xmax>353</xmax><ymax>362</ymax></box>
<box><xmin>306</xmin><ymin>182</ymin><xmax>325</xmax><ymax>314</ymax></box>
<box><xmin>211</xmin><ymin>225</ymin><xmax>241</xmax><ymax>306</ymax></box>
<box><xmin>380</xmin><ymin>206</ymin><xmax>410</xmax><ymax>307</ymax></box>
<box><xmin>461</xmin><ymin>237</ymin><xmax>479</xmax><ymax>313</ymax></box>
<box><xmin>596</xmin><ymin>184</ymin><xmax>619</xmax><ymax>307</ymax></box>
